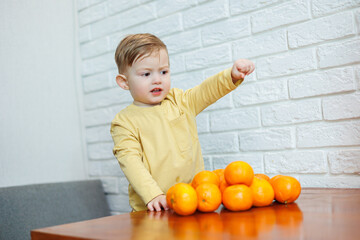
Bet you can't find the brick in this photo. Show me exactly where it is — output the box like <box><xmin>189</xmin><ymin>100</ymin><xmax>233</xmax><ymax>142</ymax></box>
<box><xmin>210</xmin><ymin>108</ymin><xmax>260</xmax><ymax>132</ymax></box>
<box><xmin>318</xmin><ymin>39</ymin><xmax>360</xmax><ymax>68</ymax></box>
<box><xmin>196</xmin><ymin>112</ymin><xmax>210</xmax><ymax>134</ymax></box>
<box><xmin>204</xmin><ymin>93</ymin><xmax>233</xmax><ymax>112</ymax></box>
<box><xmin>90</xmin><ymin>15</ymin><xmax>122</xmax><ymax>39</ymax></box>
<box><xmin>232</xmin><ymin>29</ymin><xmax>287</xmax><ymax>59</ymax></box>
<box><xmin>120</xmin><ymin>3</ymin><xmax>156</xmax><ymax>30</ymax></box>
<box><xmin>312</xmin><ymin>0</ymin><xmax>360</xmax><ymax>17</ymax></box>
<box><xmin>264</xmin><ymin>151</ymin><xmax>327</xmax><ymax>173</ymax></box>
<box><xmin>84</xmin><ymin>88</ymin><xmax>132</xmax><ymax>110</ymax></box>
<box><xmin>88</xmin><ymin>0</ymin><xmax>104</xmax><ymax>6</ymax></box>
<box><xmin>100</xmin><ymin>177</ymin><xmax>119</xmax><ymax>194</ymax></box>
<box><xmin>297</xmin><ymin>120</ymin><xmax>360</xmax><ymax>148</ymax></box>
<box><xmin>257</xmin><ymin>49</ymin><xmax>316</xmax><ymax>79</ymax></box>
<box><xmin>171</xmin><ymin>70</ymin><xmax>203</xmax><ymax>90</ymax></box>
<box><xmin>185</xmin><ymin>44</ymin><xmax>232</xmax><ymax>71</ymax></box>
<box><xmin>83</xmin><ymin>72</ymin><xmax>112</xmax><ymax>93</ymax></box>
<box><xmin>80</xmin><ymin>37</ymin><xmax>109</xmax><ymax>59</ymax></box>
<box><xmin>288</xmin><ymin>67</ymin><xmax>356</xmax><ymax>99</ymax></box>
<box><xmin>251</xmin><ymin>0</ymin><xmax>310</xmax><ymax>33</ymax></box>
<box><xmin>288</xmin><ymin>12</ymin><xmax>355</xmax><ymax>48</ymax></box>
<box><xmin>82</xmin><ymin>53</ymin><xmax>115</xmax><ymax>76</ymax></box>
<box><xmin>203</xmin><ymin>156</ymin><xmax>212</xmax><ymax>171</ymax></box>
<box><xmin>169</xmin><ymin>54</ymin><xmax>186</xmax><ymax>74</ymax></box>
<box><xmin>88</xmin><ymin>160</ymin><xmax>122</xmax><ymax>176</ymax></box>
<box><xmin>328</xmin><ymin>149</ymin><xmax>360</xmax><ymax>174</ymax></box>
<box><xmin>356</xmin><ymin>65</ymin><xmax>360</xmax><ymax>90</ymax></box>
<box><xmin>239</xmin><ymin>127</ymin><xmax>294</xmax><ymax>151</ymax></box>
<box><xmin>213</xmin><ymin>154</ymin><xmax>263</xmax><ymax>173</ymax></box>
<box><xmin>201</xmin><ymin>16</ymin><xmax>250</xmax><ymax>46</ymax></box>
<box><xmin>356</xmin><ymin>9</ymin><xmax>360</xmax><ymax>34</ymax></box>
<box><xmin>79</xmin><ymin>2</ymin><xmax>107</xmax><ymax>26</ymax></box>
<box><xmin>79</xmin><ymin>26</ymin><xmax>92</xmax><ymax>43</ymax></box>
<box><xmin>156</xmin><ymin>0</ymin><xmax>197</xmax><ymax>17</ymax></box>
<box><xmin>203</xmin><ymin>64</ymin><xmax>233</xmax><ymax>80</ymax></box>
<box><xmin>106</xmin><ymin>194</ymin><xmax>131</xmax><ymax>212</ymax></box>
<box><xmin>323</xmin><ymin>92</ymin><xmax>360</xmax><ymax>120</ymax></box>
<box><xmin>261</xmin><ymin>99</ymin><xmax>322</xmax><ymax>126</ymax></box>
<box><xmin>142</xmin><ymin>14</ymin><xmax>182</xmax><ymax>37</ymax></box>
<box><xmin>86</xmin><ymin>125</ymin><xmax>113</xmax><ymax>143</ymax></box>
<box><xmin>202</xmin><ymin>64</ymin><xmax>256</xmax><ymax>86</ymax></box>
<box><xmin>84</xmin><ymin>104</ymin><xmax>127</xmax><ymax>126</ymax></box>
<box><xmin>107</xmin><ymin>0</ymin><xmax>138</xmax><ymax>15</ymax></box>
<box><xmin>88</xmin><ymin>161</ymin><xmax>102</xmax><ymax>176</ymax></box>
<box><xmin>77</xmin><ymin>0</ymin><xmax>88</xmax><ymax>11</ymax></box>
<box><xmin>199</xmin><ymin>133</ymin><xmax>239</xmax><ymax>154</ymax></box>
<box><xmin>233</xmin><ymin>79</ymin><xmax>288</xmax><ymax>106</ymax></box>
<box><xmin>88</xmin><ymin>142</ymin><xmax>114</xmax><ymax>160</ymax></box>
<box><xmin>183</xmin><ymin>0</ymin><xmax>229</xmax><ymax>29</ymax></box>
<box><xmin>229</xmin><ymin>0</ymin><xmax>282</xmax><ymax>15</ymax></box>
<box><xmin>163</xmin><ymin>29</ymin><xmax>201</xmax><ymax>55</ymax></box>
<box><xmin>101</xmin><ymin>159</ymin><xmax>122</xmax><ymax>177</ymax></box>
<box><xmin>300</xmin><ymin>175</ymin><xmax>360</xmax><ymax>188</ymax></box>
<box><xmin>117</xmin><ymin>175</ymin><xmax>130</xmax><ymax>195</ymax></box>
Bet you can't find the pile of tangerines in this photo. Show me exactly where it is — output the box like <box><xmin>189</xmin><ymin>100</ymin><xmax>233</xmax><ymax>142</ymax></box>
<box><xmin>166</xmin><ymin>161</ymin><xmax>301</xmax><ymax>216</ymax></box>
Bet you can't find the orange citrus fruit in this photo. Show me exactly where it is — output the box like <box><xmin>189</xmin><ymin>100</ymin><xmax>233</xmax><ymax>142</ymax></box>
<box><xmin>195</xmin><ymin>183</ymin><xmax>222</xmax><ymax>212</ymax></box>
<box><xmin>222</xmin><ymin>184</ymin><xmax>253</xmax><ymax>211</ymax></box>
<box><xmin>255</xmin><ymin>173</ymin><xmax>270</xmax><ymax>181</ymax></box>
<box><xmin>219</xmin><ymin>180</ymin><xmax>229</xmax><ymax>193</ymax></box>
<box><xmin>224</xmin><ymin>161</ymin><xmax>254</xmax><ymax>186</ymax></box>
<box><xmin>250</xmin><ymin>176</ymin><xmax>274</xmax><ymax>207</ymax></box>
<box><xmin>270</xmin><ymin>175</ymin><xmax>301</xmax><ymax>204</ymax></box>
<box><xmin>213</xmin><ymin>169</ymin><xmax>225</xmax><ymax>182</ymax></box>
<box><xmin>192</xmin><ymin>170</ymin><xmax>220</xmax><ymax>189</ymax></box>
<box><xmin>166</xmin><ymin>183</ymin><xmax>198</xmax><ymax>216</ymax></box>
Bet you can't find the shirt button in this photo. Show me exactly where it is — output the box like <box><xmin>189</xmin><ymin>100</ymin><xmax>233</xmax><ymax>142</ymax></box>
<box><xmin>176</xmin><ymin>176</ymin><xmax>181</xmax><ymax>182</ymax></box>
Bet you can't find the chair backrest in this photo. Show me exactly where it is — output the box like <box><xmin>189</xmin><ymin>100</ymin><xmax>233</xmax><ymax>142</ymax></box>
<box><xmin>0</xmin><ymin>180</ymin><xmax>111</xmax><ymax>240</ymax></box>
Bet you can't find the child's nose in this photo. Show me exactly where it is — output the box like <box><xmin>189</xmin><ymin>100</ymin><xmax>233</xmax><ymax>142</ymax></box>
<box><xmin>152</xmin><ymin>74</ymin><xmax>161</xmax><ymax>84</ymax></box>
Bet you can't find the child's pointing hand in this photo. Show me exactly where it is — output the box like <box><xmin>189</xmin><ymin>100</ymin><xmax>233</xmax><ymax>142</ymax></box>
<box><xmin>231</xmin><ymin>59</ymin><xmax>255</xmax><ymax>83</ymax></box>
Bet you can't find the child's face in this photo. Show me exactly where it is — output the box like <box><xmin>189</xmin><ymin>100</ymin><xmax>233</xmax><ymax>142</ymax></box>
<box><xmin>121</xmin><ymin>49</ymin><xmax>170</xmax><ymax>107</ymax></box>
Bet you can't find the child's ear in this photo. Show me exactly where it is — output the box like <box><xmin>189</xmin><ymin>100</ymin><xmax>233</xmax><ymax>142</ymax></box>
<box><xmin>116</xmin><ymin>74</ymin><xmax>129</xmax><ymax>90</ymax></box>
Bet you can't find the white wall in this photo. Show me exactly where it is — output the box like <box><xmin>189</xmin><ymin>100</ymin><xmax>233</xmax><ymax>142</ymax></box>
<box><xmin>77</xmin><ymin>0</ymin><xmax>360</xmax><ymax>214</ymax></box>
<box><xmin>0</xmin><ymin>0</ymin><xmax>87</xmax><ymax>187</ymax></box>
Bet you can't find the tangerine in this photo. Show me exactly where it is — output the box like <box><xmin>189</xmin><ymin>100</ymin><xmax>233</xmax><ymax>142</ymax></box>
<box><xmin>213</xmin><ymin>169</ymin><xmax>225</xmax><ymax>181</ymax></box>
<box><xmin>192</xmin><ymin>170</ymin><xmax>220</xmax><ymax>189</ymax></box>
<box><xmin>166</xmin><ymin>183</ymin><xmax>198</xmax><ymax>216</ymax></box>
<box><xmin>250</xmin><ymin>176</ymin><xmax>274</xmax><ymax>207</ymax></box>
<box><xmin>254</xmin><ymin>173</ymin><xmax>270</xmax><ymax>181</ymax></box>
<box><xmin>270</xmin><ymin>175</ymin><xmax>301</xmax><ymax>204</ymax></box>
<box><xmin>195</xmin><ymin>183</ymin><xmax>222</xmax><ymax>212</ymax></box>
<box><xmin>219</xmin><ymin>180</ymin><xmax>229</xmax><ymax>193</ymax></box>
<box><xmin>224</xmin><ymin>161</ymin><xmax>254</xmax><ymax>186</ymax></box>
<box><xmin>222</xmin><ymin>184</ymin><xmax>253</xmax><ymax>211</ymax></box>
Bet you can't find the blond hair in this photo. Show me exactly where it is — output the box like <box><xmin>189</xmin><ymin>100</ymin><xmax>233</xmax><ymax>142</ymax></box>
<box><xmin>114</xmin><ymin>33</ymin><xmax>168</xmax><ymax>74</ymax></box>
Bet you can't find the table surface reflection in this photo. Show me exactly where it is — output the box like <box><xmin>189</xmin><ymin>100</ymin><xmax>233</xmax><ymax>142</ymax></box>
<box><xmin>31</xmin><ymin>188</ymin><xmax>360</xmax><ymax>240</ymax></box>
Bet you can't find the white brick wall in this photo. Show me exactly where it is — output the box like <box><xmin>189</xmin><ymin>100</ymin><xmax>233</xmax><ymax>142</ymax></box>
<box><xmin>77</xmin><ymin>0</ymin><xmax>360</xmax><ymax>214</ymax></box>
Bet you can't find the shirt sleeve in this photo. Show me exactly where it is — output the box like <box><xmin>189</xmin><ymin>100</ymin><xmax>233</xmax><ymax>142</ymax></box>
<box><xmin>182</xmin><ymin>67</ymin><xmax>243</xmax><ymax>116</ymax></box>
<box><xmin>110</xmin><ymin>122</ymin><xmax>164</xmax><ymax>205</ymax></box>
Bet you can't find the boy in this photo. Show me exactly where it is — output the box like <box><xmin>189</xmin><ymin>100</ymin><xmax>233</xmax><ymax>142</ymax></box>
<box><xmin>111</xmin><ymin>33</ymin><xmax>254</xmax><ymax>212</ymax></box>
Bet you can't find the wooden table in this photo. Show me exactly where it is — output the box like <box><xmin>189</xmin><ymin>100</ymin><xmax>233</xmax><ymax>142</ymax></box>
<box><xmin>31</xmin><ymin>188</ymin><xmax>360</xmax><ymax>240</ymax></box>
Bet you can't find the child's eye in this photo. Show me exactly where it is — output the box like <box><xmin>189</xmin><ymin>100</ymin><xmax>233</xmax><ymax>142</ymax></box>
<box><xmin>160</xmin><ymin>70</ymin><xmax>168</xmax><ymax>75</ymax></box>
<box><xmin>142</xmin><ymin>72</ymin><xmax>150</xmax><ymax>77</ymax></box>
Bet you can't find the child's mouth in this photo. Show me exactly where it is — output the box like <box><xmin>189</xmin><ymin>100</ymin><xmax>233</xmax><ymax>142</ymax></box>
<box><xmin>151</xmin><ymin>88</ymin><xmax>162</xmax><ymax>95</ymax></box>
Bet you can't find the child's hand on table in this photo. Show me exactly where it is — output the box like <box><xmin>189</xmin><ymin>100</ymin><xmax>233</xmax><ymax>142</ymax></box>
<box><xmin>147</xmin><ymin>194</ymin><xmax>169</xmax><ymax>212</ymax></box>
<box><xmin>231</xmin><ymin>59</ymin><xmax>255</xmax><ymax>83</ymax></box>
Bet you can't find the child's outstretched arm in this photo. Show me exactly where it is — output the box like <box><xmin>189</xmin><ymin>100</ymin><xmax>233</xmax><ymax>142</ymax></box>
<box><xmin>147</xmin><ymin>194</ymin><xmax>169</xmax><ymax>211</ymax></box>
<box><xmin>231</xmin><ymin>59</ymin><xmax>255</xmax><ymax>84</ymax></box>
<box><xmin>182</xmin><ymin>58</ymin><xmax>255</xmax><ymax>115</ymax></box>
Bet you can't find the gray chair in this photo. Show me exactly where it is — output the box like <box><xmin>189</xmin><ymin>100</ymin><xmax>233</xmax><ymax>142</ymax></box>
<box><xmin>0</xmin><ymin>180</ymin><xmax>111</xmax><ymax>240</ymax></box>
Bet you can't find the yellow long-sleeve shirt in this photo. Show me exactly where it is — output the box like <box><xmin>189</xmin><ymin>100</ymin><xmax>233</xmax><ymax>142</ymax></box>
<box><xmin>110</xmin><ymin>68</ymin><xmax>242</xmax><ymax>211</ymax></box>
